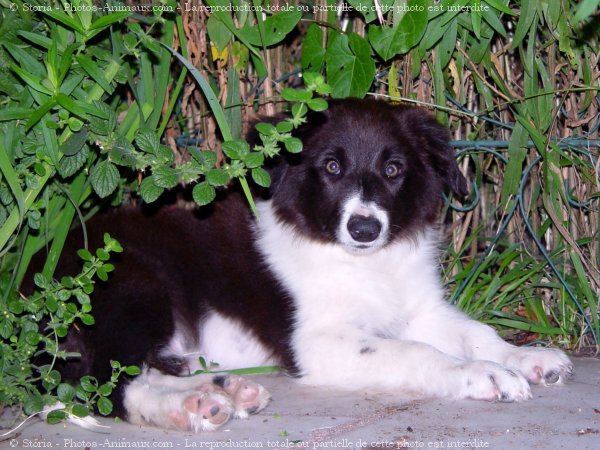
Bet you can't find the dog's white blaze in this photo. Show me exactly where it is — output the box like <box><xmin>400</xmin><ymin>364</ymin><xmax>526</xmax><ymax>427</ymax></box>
<box><xmin>161</xmin><ymin>313</ymin><xmax>274</xmax><ymax>373</ymax></box>
<box><xmin>336</xmin><ymin>194</ymin><xmax>390</xmax><ymax>253</ymax></box>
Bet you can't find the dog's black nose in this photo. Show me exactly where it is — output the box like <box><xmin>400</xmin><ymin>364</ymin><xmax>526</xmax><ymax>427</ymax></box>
<box><xmin>347</xmin><ymin>215</ymin><xmax>382</xmax><ymax>242</ymax></box>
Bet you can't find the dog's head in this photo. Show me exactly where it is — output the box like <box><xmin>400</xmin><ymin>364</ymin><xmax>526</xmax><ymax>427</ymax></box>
<box><xmin>266</xmin><ymin>98</ymin><xmax>468</xmax><ymax>254</ymax></box>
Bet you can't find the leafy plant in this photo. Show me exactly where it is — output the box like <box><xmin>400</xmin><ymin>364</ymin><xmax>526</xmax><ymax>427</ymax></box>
<box><xmin>47</xmin><ymin>360</ymin><xmax>140</xmax><ymax>423</ymax></box>
<box><xmin>0</xmin><ymin>0</ymin><xmax>190</xmax><ymax>423</ymax></box>
<box><xmin>0</xmin><ymin>0</ymin><xmax>331</xmax><ymax>423</ymax></box>
<box><xmin>0</xmin><ymin>233</ymin><xmax>123</xmax><ymax>419</ymax></box>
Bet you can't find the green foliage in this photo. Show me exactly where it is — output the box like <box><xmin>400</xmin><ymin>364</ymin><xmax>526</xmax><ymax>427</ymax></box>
<box><xmin>0</xmin><ymin>0</ymin><xmax>180</xmax><ymax>424</ymax></box>
<box><xmin>0</xmin><ymin>233</ymin><xmax>126</xmax><ymax>418</ymax></box>
<box><xmin>0</xmin><ymin>0</ymin><xmax>331</xmax><ymax>421</ymax></box>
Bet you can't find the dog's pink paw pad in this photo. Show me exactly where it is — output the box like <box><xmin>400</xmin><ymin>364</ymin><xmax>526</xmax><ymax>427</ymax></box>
<box><xmin>214</xmin><ymin>375</ymin><xmax>271</xmax><ymax>419</ymax></box>
<box><xmin>179</xmin><ymin>392</ymin><xmax>233</xmax><ymax>431</ymax></box>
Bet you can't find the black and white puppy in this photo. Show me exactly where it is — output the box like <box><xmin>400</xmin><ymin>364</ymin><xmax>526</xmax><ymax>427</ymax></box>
<box><xmin>52</xmin><ymin>99</ymin><xmax>572</xmax><ymax>432</ymax></box>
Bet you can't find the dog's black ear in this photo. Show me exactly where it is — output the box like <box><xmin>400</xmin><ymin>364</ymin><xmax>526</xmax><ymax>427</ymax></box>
<box><xmin>400</xmin><ymin>107</ymin><xmax>469</xmax><ymax>199</ymax></box>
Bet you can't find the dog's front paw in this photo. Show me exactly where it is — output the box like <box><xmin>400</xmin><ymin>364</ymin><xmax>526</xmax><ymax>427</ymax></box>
<box><xmin>213</xmin><ymin>375</ymin><xmax>271</xmax><ymax>419</ymax></box>
<box><xmin>166</xmin><ymin>390</ymin><xmax>235</xmax><ymax>432</ymax></box>
<box><xmin>503</xmin><ymin>346</ymin><xmax>573</xmax><ymax>385</ymax></box>
<box><xmin>455</xmin><ymin>360</ymin><xmax>532</xmax><ymax>402</ymax></box>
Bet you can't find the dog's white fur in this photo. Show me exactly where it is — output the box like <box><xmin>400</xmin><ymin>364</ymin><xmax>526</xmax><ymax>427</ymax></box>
<box><xmin>254</xmin><ymin>198</ymin><xmax>571</xmax><ymax>400</ymax></box>
<box><xmin>121</xmin><ymin>195</ymin><xmax>572</xmax><ymax>431</ymax></box>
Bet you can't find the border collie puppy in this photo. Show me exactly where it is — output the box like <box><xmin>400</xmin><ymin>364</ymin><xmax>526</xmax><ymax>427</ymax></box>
<box><xmin>51</xmin><ymin>99</ymin><xmax>572</xmax><ymax>432</ymax></box>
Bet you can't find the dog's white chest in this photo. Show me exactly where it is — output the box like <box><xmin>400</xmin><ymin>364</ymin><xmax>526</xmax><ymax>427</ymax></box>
<box><xmin>254</xmin><ymin>202</ymin><xmax>444</xmax><ymax>336</ymax></box>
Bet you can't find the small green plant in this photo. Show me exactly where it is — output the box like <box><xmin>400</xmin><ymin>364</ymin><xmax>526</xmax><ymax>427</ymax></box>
<box><xmin>46</xmin><ymin>360</ymin><xmax>140</xmax><ymax>423</ymax></box>
<box><xmin>134</xmin><ymin>70</ymin><xmax>330</xmax><ymax>209</ymax></box>
<box><xmin>0</xmin><ymin>233</ymin><xmax>124</xmax><ymax>420</ymax></box>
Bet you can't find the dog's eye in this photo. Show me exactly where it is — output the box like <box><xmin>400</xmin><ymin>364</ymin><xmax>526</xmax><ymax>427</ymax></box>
<box><xmin>325</xmin><ymin>159</ymin><xmax>341</xmax><ymax>175</ymax></box>
<box><xmin>385</xmin><ymin>162</ymin><xmax>403</xmax><ymax>179</ymax></box>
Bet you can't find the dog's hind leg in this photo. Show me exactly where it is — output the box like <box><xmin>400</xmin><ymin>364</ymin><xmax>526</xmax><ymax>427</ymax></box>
<box><xmin>122</xmin><ymin>368</ymin><xmax>270</xmax><ymax>431</ymax></box>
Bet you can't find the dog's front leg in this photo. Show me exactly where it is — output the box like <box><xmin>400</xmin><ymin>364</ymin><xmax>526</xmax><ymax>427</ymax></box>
<box><xmin>293</xmin><ymin>328</ymin><xmax>532</xmax><ymax>402</ymax></box>
<box><xmin>122</xmin><ymin>369</ymin><xmax>270</xmax><ymax>431</ymax></box>
<box><xmin>403</xmin><ymin>303</ymin><xmax>574</xmax><ymax>386</ymax></box>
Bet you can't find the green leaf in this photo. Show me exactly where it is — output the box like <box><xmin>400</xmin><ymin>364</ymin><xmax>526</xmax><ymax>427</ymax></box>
<box><xmin>163</xmin><ymin>40</ymin><xmax>235</xmax><ymax>141</ymax></box>
<box><xmin>96</xmin><ymin>266</ymin><xmax>108</xmax><ymax>282</ymax></box>
<box><xmin>44</xmin><ymin>370</ymin><xmax>61</xmax><ymax>389</ymax></box>
<box><xmin>58</xmin><ymin>145</ymin><xmax>89</xmax><ymax>178</ymax></box>
<box><xmin>56</xmin><ymin>93</ymin><xmax>108</xmax><ymax>119</ymax></box>
<box><xmin>97</xmin><ymin>396</ymin><xmax>113</xmax><ymax>416</ymax></box>
<box><xmin>224</xmin><ymin>68</ymin><xmax>243</xmax><ymax>139</ymax></box>
<box><xmin>192</xmin><ymin>182</ymin><xmax>216</xmax><ymax>206</ymax></box>
<box><xmin>368</xmin><ymin>0</ymin><xmax>429</xmax><ymax>61</ymax></box>
<box><xmin>325</xmin><ymin>32</ymin><xmax>375</xmax><ymax>99</ymax></box>
<box><xmin>152</xmin><ymin>166</ymin><xmax>179</xmax><ymax>189</ymax></box>
<box><xmin>275</xmin><ymin>121</ymin><xmax>293</xmax><ymax>133</ymax></box>
<box><xmin>46</xmin><ymin>410</ymin><xmax>68</xmax><ymax>424</ymax></box>
<box><xmin>284</xmin><ymin>137</ymin><xmax>303</xmax><ymax>153</ymax></box>
<box><xmin>124</xmin><ymin>365</ymin><xmax>141</xmax><ymax>376</ymax></box>
<box><xmin>307</xmin><ymin>98</ymin><xmax>328</xmax><ymax>112</ymax></box>
<box><xmin>511</xmin><ymin>0</ymin><xmax>537</xmax><ymax>48</ymax></box>
<box><xmin>98</xmin><ymin>383</ymin><xmax>113</xmax><ymax>396</ymax></box>
<box><xmin>281</xmin><ymin>88</ymin><xmax>312</xmax><ymax>102</ymax></box>
<box><xmin>8</xmin><ymin>299</ymin><xmax>24</xmax><ymax>314</ymax></box>
<box><xmin>17</xmin><ymin>30</ymin><xmax>52</xmax><ymax>49</ymax></box>
<box><xmin>90</xmin><ymin>11</ymin><xmax>130</xmax><ymax>30</ymax></box>
<box><xmin>77</xmin><ymin>249</ymin><xmax>93</xmax><ymax>261</ymax></box>
<box><xmin>207</xmin><ymin>15</ymin><xmax>232</xmax><ymax>52</ymax></box>
<box><xmin>110</xmin><ymin>138</ymin><xmax>140</xmax><ymax>168</ymax></box>
<box><xmin>71</xmin><ymin>404</ymin><xmax>90</xmax><ymax>418</ymax></box>
<box><xmin>9</xmin><ymin>63</ymin><xmax>52</xmax><ymax>95</ymax></box>
<box><xmin>0</xmin><ymin>320</ymin><xmax>13</xmax><ymax>339</ymax></box>
<box><xmin>89</xmin><ymin>102</ymin><xmax>116</xmax><ymax>135</ymax></box>
<box><xmin>135</xmin><ymin>129</ymin><xmax>160</xmax><ymax>155</ymax></box>
<box><xmin>573</xmin><ymin>0</ymin><xmax>599</xmax><ymax>22</ymax></box>
<box><xmin>80</xmin><ymin>313</ymin><xmax>95</xmax><ymax>326</ymax></box>
<box><xmin>57</xmin><ymin>383</ymin><xmax>76</xmax><ymax>403</ymax></box>
<box><xmin>191</xmin><ymin>149</ymin><xmax>217</xmax><ymax>169</ymax></box>
<box><xmin>255</xmin><ymin>122</ymin><xmax>276</xmax><ymax>136</ymax></box>
<box><xmin>301</xmin><ymin>24</ymin><xmax>325</xmax><ymax>71</ymax></box>
<box><xmin>76</xmin><ymin>55</ymin><xmax>113</xmax><ymax>93</ymax></box>
<box><xmin>60</xmin><ymin>128</ymin><xmax>88</xmax><ymax>156</ymax></box>
<box><xmin>206</xmin><ymin>169</ymin><xmax>231</xmax><ymax>187</ymax></box>
<box><xmin>251</xmin><ymin>167</ymin><xmax>271</xmax><ymax>188</ymax></box>
<box><xmin>90</xmin><ymin>160</ymin><xmax>120</xmax><ymax>198</ymax></box>
<box><xmin>96</xmin><ymin>248</ymin><xmax>110</xmax><ymax>261</ymax></box>
<box><xmin>25</xmin><ymin>98</ymin><xmax>56</xmax><ymax>132</ymax></box>
<box><xmin>2</xmin><ymin>41</ymin><xmax>46</xmax><ymax>76</ymax></box>
<box><xmin>238</xmin><ymin>9</ymin><xmax>302</xmax><ymax>46</ymax></box>
<box><xmin>222</xmin><ymin>140</ymin><xmax>250</xmax><ymax>160</ymax></box>
<box><xmin>34</xmin><ymin>273</ymin><xmax>49</xmax><ymax>288</ymax></box>
<box><xmin>139</xmin><ymin>176</ymin><xmax>164</xmax><ymax>203</ymax></box>
<box><xmin>483</xmin><ymin>0</ymin><xmax>517</xmax><ymax>16</ymax></box>
<box><xmin>24</xmin><ymin>331</ymin><xmax>41</xmax><ymax>345</ymax></box>
<box><xmin>244</xmin><ymin>152</ymin><xmax>264</xmax><ymax>169</ymax></box>
<box><xmin>0</xmin><ymin>107</ymin><xmax>32</xmax><ymax>121</ymax></box>
<box><xmin>80</xmin><ymin>376</ymin><xmax>97</xmax><ymax>393</ymax></box>
<box><xmin>42</xmin><ymin>10</ymin><xmax>86</xmax><ymax>34</ymax></box>
<box><xmin>23</xmin><ymin>393</ymin><xmax>44</xmax><ymax>415</ymax></box>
